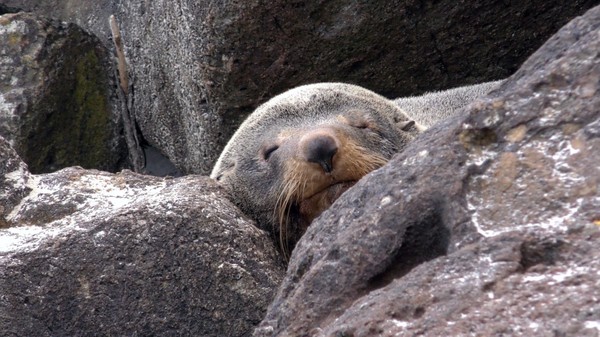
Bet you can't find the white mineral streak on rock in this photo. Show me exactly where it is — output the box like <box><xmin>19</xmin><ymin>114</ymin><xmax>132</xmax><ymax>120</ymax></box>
<box><xmin>389</xmin><ymin>319</ymin><xmax>409</xmax><ymax>328</ymax></box>
<box><xmin>466</xmin><ymin>148</ymin><xmax>498</xmax><ymax>167</ymax></box>
<box><xmin>380</xmin><ymin>196</ymin><xmax>392</xmax><ymax>207</ymax></box>
<box><xmin>466</xmin><ymin>119</ymin><xmax>588</xmax><ymax>238</ymax></box>
<box><xmin>470</xmin><ymin>196</ymin><xmax>581</xmax><ymax>238</ymax></box>
<box><xmin>468</xmin><ymin>201</ymin><xmax>490</xmax><ymax>238</ymax></box>
<box><xmin>403</xmin><ymin>151</ymin><xmax>429</xmax><ymax>166</ymax></box>
<box><xmin>536</xmin><ymin>134</ymin><xmax>585</xmax><ymax>186</ymax></box>
<box><xmin>0</xmin><ymin>93</ymin><xmax>17</xmax><ymax>115</ymax></box>
<box><xmin>0</xmin><ymin>18</ymin><xmax>28</xmax><ymax>35</ymax></box>
<box><xmin>74</xmin><ymin>173</ymin><xmax>166</xmax><ymax>212</ymax></box>
<box><xmin>482</xmin><ymin>111</ymin><xmax>501</xmax><ymax>127</ymax></box>
<box><xmin>1</xmin><ymin>170</ymin><xmax>170</xmax><ymax>255</ymax></box>
<box><xmin>0</xmin><ymin>225</ymin><xmax>47</xmax><ymax>255</ymax></box>
<box><xmin>1</xmin><ymin>164</ymin><xmax>29</xmax><ymax>199</ymax></box>
<box><xmin>6</xmin><ymin>174</ymin><xmax>43</xmax><ymax>220</ymax></box>
<box><xmin>585</xmin><ymin>321</ymin><xmax>600</xmax><ymax>331</ymax></box>
<box><xmin>522</xmin><ymin>263</ymin><xmax>597</xmax><ymax>285</ymax></box>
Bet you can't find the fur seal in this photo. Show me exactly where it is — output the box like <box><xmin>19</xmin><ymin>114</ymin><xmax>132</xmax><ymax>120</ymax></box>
<box><xmin>394</xmin><ymin>80</ymin><xmax>505</xmax><ymax>127</ymax></box>
<box><xmin>211</xmin><ymin>81</ymin><xmax>503</xmax><ymax>257</ymax></box>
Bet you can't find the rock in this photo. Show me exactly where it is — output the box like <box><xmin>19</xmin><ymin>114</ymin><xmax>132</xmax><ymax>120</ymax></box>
<box><xmin>0</xmin><ymin>0</ymin><xmax>116</xmax><ymax>41</ymax></box>
<box><xmin>0</xmin><ymin>135</ymin><xmax>29</xmax><ymax>228</ymax></box>
<box><xmin>0</xmin><ymin>4</ymin><xmax>19</xmax><ymax>14</ymax></box>
<box><xmin>0</xmin><ymin>12</ymin><xmax>128</xmax><ymax>174</ymax></box>
<box><xmin>255</xmin><ymin>4</ymin><xmax>600</xmax><ymax>337</ymax></box>
<box><xmin>114</xmin><ymin>0</ymin><xmax>600</xmax><ymax>175</ymax></box>
<box><xmin>0</xmin><ymin>151</ymin><xmax>285</xmax><ymax>335</ymax></box>
<box><xmin>3</xmin><ymin>1</ymin><xmax>597</xmax><ymax>174</ymax></box>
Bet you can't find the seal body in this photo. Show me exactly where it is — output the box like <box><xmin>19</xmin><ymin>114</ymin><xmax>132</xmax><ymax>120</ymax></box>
<box><xmin>211</xmin><ymin>83</ymin><xmax>419</xmax><ymax>257</ymax></box>
<box><xmin>211</xmin><ymin>81</ymin><xmax>503</xmax><ymax>256</ymax></box>
<box><xmin>394</xmin><ymin>80</ymin><xmax>505</xmax><ymax>127</ymax></box>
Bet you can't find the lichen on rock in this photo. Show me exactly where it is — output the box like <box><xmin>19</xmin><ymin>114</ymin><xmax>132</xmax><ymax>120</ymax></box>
<box><xmin>0</xmin><ymin>12</ymin><xmax>127</xmax><ymax>174</ymax></box>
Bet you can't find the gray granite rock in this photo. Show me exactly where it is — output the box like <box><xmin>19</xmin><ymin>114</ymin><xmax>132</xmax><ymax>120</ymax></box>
<box><xmin>255</xmin><ymin>4</ymin><xmax>600</xmax><ymax>336</ymax></box>
<box><xmin>0</xmin><ymin>160</ymin><xmax>285</xmax><ymax>336</ymax></box>
<box><xmin>0</xmin><ymin>12</ymin><xmax>128</xmax><ymax>174</ymax></box>
<box><xmin>0</xmin><ymin>0</ymin><xmax>116</xmax><ymax>41</ymax></box>
<box><xmin>1</xmin><ymin>2</ymin><xmax>600</xmax><ymax>336</ymax></box>
<box><xmin>0</xmin><ymin>135</ymin><xmax>29</xmax><ymax>228</ymax></box>
<box><xmin>114</xmin><ymin>0</ymin><xmax>600</xmax><ymax>175</ymax></box>
<box><xmin>3</xmin><ymin>1</ymin><xmax>597</xmax><ymax>174</ymax></box>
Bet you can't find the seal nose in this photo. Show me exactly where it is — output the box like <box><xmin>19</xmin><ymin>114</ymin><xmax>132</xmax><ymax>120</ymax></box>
<box><xmin>302</xmin><ymin>134</ymin><xmax>338</xmax><ymax>173</ymax></box>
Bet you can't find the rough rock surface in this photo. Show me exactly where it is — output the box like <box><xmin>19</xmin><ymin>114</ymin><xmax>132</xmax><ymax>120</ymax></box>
<box><xmin>0</xmin><ymin>144</ymin><xmax>285</xmax><ymax>336</ymax></box>
<box><xmin>255</xmin><ymin>5</ymin><xmax>600</xmax><ymax>337</ymax></box>
<box><xmin>114</xmin><ymin>0</ymin><xmax>600</xmax><ymax>175</ymax></box>
<box><xmin>3</xmin><ymin>1</ymin><xmax>598</xmax><ymax>174</ymax></box>
<box><xmin>0</xmin><ymin>1</ymin><xmax>115</xmax><ymax>41</ymax></box>
<box><xmin>0</xmin><ymin>136</ymin><xmax>28</xmax><ymax>228</ymax></box>
<box><xmin>0</xmin><ymin>12</ymin><xmax>127</xmax><ymax>174</ymax></box>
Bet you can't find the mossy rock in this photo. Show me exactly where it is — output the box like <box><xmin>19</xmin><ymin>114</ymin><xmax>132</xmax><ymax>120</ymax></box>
<box><xmin>0</xmin><ymin>13</ymin><xmax>127</xmax><ymax>173</ymax></box>
<box><xmin>23</xmin><ymin>49</ymin><xmax>113</xmax><ymax>173</ymax></box>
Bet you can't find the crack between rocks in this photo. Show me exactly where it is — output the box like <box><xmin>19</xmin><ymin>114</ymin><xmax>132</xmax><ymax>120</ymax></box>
<box><xmin>110</xmin><ymin>15</ymin><xmax>145</xmax><ymax>172</ymax></box>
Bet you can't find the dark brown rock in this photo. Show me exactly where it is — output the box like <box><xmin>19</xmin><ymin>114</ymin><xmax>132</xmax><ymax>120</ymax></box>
<box><xmin>0</xmin><ymin>12</ymin><xmax>127</xmax><ymax>174</ymax></box>
<box><xmin>255</xmin><ymin>5</ymin><xmax>600</xmax><ymax>336</ymax></box>
<box><xmin>3</xmin><ymin>1</ymin><xmax>598</xmax><ymax>174</ymax></box>
<box><xmin>0</xmin><ymin>166</ymin><xmax>285</xmax><ymax>336</ymax></box>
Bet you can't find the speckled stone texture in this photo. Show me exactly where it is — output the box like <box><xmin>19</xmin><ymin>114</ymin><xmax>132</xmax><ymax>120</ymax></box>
<box><xmin>0</xmin><ymin>160</ymin><xmax>285</xmax><ymax>336</ymax></box>
<box><xmin>0</xmin><ymin>135</ymin><xmax>29</xmax><ymax>228</ymax></box>
<box><xmin>113</xmin><ymin>0</ymin><xmax>600</xmax><ymax>175</ymax></box>
<box><xmin>3</xmin><ymin>1</ymin><xmax>598</xmax><ymax>174</ymax></box>
<box><xmin>255</xmin><ymin>5</ymin><xmax>600</xmax><ymax>337</ymax></box>
<box><xmin>0</xmin><ymin>13</ymin><xmax>127</xmax><ymax>173</ymax></box>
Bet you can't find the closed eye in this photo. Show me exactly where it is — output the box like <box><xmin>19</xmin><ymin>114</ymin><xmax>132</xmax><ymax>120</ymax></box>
<box><xmin>262</xmin><ymin>144</ymin><xmax>279</xmax><ymax>161</ymax></box>
<box><xmin>344</xmin><ymin>112</ymin><xmax>376</xmax><ymax>130</ymax></box>
<box><xmin>349</xmin><ymin>120</ymin><xmax>369</xmax><ymax>129</ymax></box>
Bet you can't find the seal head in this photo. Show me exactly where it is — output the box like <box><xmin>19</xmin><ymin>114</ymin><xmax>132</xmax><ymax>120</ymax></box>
<box><xmin>211</xmin><ymin>83</ymin><xmax>420</xmax><ymax>257</ymax></box>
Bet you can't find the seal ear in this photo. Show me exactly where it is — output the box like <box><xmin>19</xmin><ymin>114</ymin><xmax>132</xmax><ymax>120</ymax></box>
<box><xmin>397</xmin><ymin>120</ymin><xmax>416</xmax><ymax>131</ymax></box>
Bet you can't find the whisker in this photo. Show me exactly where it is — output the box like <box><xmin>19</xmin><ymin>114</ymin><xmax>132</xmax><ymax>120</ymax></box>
<box><xmin>273</xmin><ymin>144</ymin><xmax>390</xmax><ymax>261</ymax></box>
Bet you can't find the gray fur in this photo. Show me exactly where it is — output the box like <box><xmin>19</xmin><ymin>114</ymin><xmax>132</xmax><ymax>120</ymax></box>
<box><xmin>211</xmin><ymin>83</ymin><xmax>418</xmax><ymax>236</ymax></box>
<box><xmin>211</xmin><ymin>80</ymin><xmax>503</xmax><ymax>244</ymax></box>
<box><xmin>394</xmin><ymin>80</ymin><xmax>505</xmax><ymax>128</ymax></box>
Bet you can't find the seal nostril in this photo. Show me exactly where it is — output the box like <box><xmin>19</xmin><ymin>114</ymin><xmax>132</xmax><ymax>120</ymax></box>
<box><xmin>304</xmin><ymin>135</ymin><xmax>338</xmax><ymax>173</ymax></box>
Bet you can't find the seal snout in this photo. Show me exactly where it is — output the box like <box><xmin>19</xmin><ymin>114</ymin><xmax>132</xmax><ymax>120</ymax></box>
<box><xmin>300</xmin><ymin>132</ymin><xmax>339</xmax><ymax>173</ymax></box>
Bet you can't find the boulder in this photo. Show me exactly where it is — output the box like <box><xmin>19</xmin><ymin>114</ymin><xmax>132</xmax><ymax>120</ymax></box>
<box><xmin>2</xmin><ymin>1</ymin><xmax>597</xmax><ymax>174</ymax></box>
<box><xmin>255</xmin><ymin>4</ymin><xmax>600</xmax><ymax>337</ymax></box>
<box><xmin>0</xmin><ymin>135</ymin><xmax>29</xmax><ymax>228</ymax></box>
<box><xmin>0</xmin><ymin>137</ymin><xmax>285</xmax><ymax>336</ymax></box>
<box><xmin>0</xmin><ymin>0</ymin><xmax>115</xmax><ymax>41</ymax></box>
<box><xmin>1</xmin><ymin>2</ymin><xmax>600</xmax><ymax>336</ymax></box>
<box><xmin>0</xmin><ymin>12</ymin><xmax>128</xmax><ymax>174</ymax></box>
<box><xmin>114</xmin><ymin>0</ymin><xmax>600</xmax><ymax>175</ymax></box>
